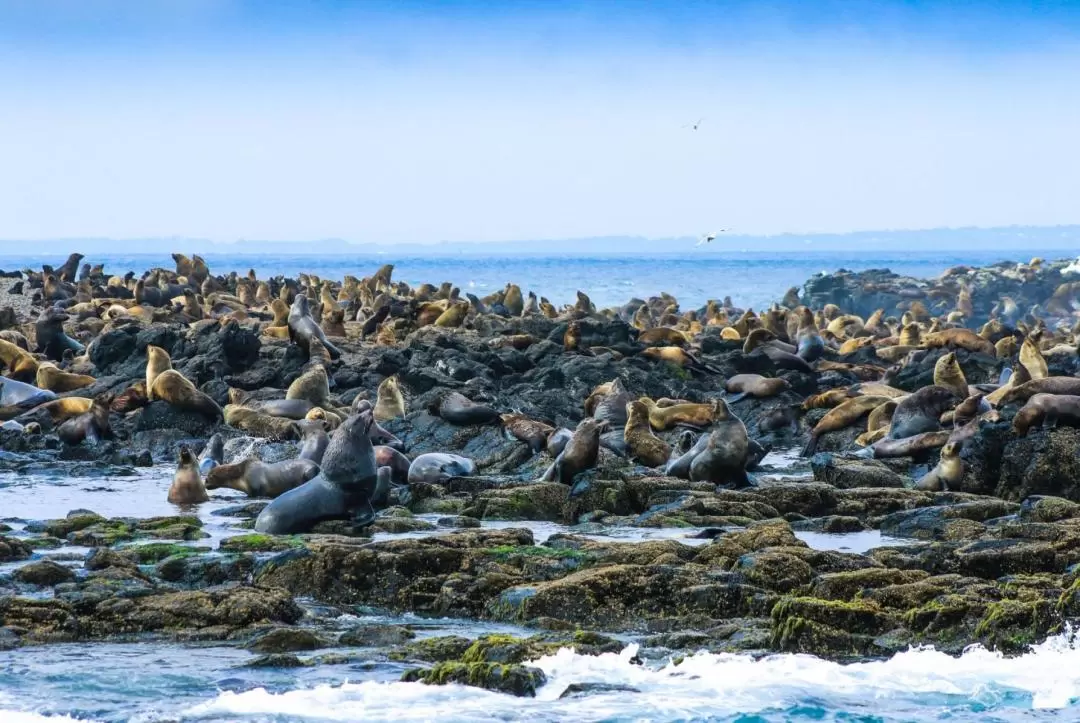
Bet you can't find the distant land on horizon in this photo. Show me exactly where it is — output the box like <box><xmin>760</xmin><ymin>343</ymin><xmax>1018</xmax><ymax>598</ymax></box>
<box><xmin>1</xmin><ymin>225</ymin><xmax>1078</xmax><ymax>258</ymax></box>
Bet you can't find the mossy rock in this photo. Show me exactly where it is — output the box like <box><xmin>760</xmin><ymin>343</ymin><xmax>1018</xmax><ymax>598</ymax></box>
<box><xmin>459</xmin><ymin>632</ymin><xmax>622</xmax><ymax>665</ymax></box>
<box><xmin>119</xmin><ymin>543</ymin><xmax>210</xmax><ymax>564</ymax></box>
<box><xmin>811</xmin><ymin>568</ymin><xmax>929</xmax><ymax>602</ymax></box>
<box><xmin>20</xmin><ymin>537</ymin><xmax>63</xmax><ymax>551</ymax></box>
<box><xmin>339</xmin><ymin>624</ymin><xmax>416</xmax><ymax>647</ymax></box>
<box><xmin>13</xmin><ymin>560</ymin><xmax>76</xmax><ymax>587</ymax></box>
<box><xmin>772</xmin><ymin>597</ymin><xmax>896</xmax><ymax>637</ymax></box>
<box><xmin>1020</xmin><ymin>496</ymin><xmax>1080</xmax><ymax>523</ymax></box>
<box><xmin>243</xmin><ymin>653</ymin><xmax>312</xmax><ymax>668</ymax></box>
<box><xmin>735</xmin><ymin>551</ymin><xmax>813</xmax><ymax>593</ymax></box>
<box><xmin>0</xmin><ymin>535</ymin><xmax>32</xmax><ymax>562</ymax></box>
<box><xmin>247</xmin><ymin>627</ymin><xmax>330</xmax><ymax>654</ymax></box>
<box><xmin>975</xmin><ymin>599</ymin><xmax>1057</xmax><ymax>654</ymax></box>
<box><xmin>401</xmin><ymin>661</ymin><xmax>547</xmax><ymax>697</ymax></box>
<box><xmin>42</xmin><ymin>512</ymin><xmax>105</xmax><ymax>539</ymax></box>
<box><xmin>482</xmin><ymin>545</ymin><xmax>586</xmax><ymax>562</ymax></box>
<box><xmin>388</xmin><ymin>635</ymin><xmax>473</xmax><ymax>662</ymax></box>
<box><xmin>220</xmin><ymin>534</ymin><xmax>304</xmax><ymax>553</ymax></box>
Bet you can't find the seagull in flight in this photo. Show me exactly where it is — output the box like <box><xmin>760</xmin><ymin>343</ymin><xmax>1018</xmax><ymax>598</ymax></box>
<box><xmin>696</xmin><ymin>230</ymin><xmax>729</xmax><ymax>246</ymax></box>
<box><xmin>684</xmin><ymin>117</ymin><xmax>704</xmax><ymax>130</ymax></box>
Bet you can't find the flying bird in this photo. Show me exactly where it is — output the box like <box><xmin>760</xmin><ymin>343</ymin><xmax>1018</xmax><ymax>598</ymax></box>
<box><xmin>684</xmin><ymin>118</ymin><xmax>704</xmax><ymax>130</ymax></box>
<box><xmin>696</xmin><ymin>230</ymin><xmax>729</xmax><ymax>246</ymax></box>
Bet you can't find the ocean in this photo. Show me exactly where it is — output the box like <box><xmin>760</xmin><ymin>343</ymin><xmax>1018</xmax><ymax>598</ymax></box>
<box><xmin>3</xmin><ymin>248</ymin><xmax>1080</xmax><ymax>721</ymax></box>
<box><xmin>0</xmin><ymin>248</ymin><xmax>1064</xmax><ymax>311</ymax></box>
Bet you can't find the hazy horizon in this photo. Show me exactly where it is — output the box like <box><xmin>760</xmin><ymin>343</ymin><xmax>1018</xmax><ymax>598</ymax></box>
<box><xmin>2</xmin><ymin>1</ymin><xmax>1079</xmax><ymax>245</ymax></box>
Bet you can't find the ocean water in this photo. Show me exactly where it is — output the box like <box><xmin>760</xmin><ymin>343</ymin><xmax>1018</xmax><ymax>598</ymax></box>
<box><xmin>0</xmin><ymin>248</ymin><xmax>1053</xmax><ymax>311</ymax></box>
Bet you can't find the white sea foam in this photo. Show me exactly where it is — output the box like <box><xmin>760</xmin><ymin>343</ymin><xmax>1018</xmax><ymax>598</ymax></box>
<box><xmin>1061</xmin><ymin>257</ymin><xmax>1080</xmax><ymax>276</ymax></box>
<box><xmin>179</xmin><ymin>630</ymin><xmax>1080</xmax><ymax>721</ymax></box>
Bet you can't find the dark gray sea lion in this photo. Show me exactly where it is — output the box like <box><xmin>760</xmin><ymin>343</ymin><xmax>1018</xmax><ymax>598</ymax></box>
<box><xmin>198</xmin><ymin>433</ymin><xmax>224</xmax><ymax>476</ymax></box>
<box><xmin>254</xmin><ymin>398</ymin><xmax>318</xmax><ymax>420</ymax></box>
<box><xmin>255</xmin><ymin>410</ymin><xmax>380</xmax><ymax>534</ymax></box>
<box><xmin>206</xmin><ymin>457</ymin><xmax>320</xmax><ymax>498</ymax></box>
<box><xmin>541</xmin><ymin>417</ymin><xmax>603</xmax><ymax>485</ymax></box>
<box><xmin>546</xmin><ymin>427</ymin><xmax>574</xmax><ymax>457</ymax></box>
<box><xmin>407</xmin><ymin>452</ymin><xmax>476</xmax><ymax>484</ymax></box>
<box><xmin>1012</xmin><ymin>393</ymin><xmax>1080</xmax><ymax>437</ymax></box>
<box><xmin>372</xmin><ymin>466</ymin><xmax>393</xmax><ymax>508</ymax></box>
<box><xmin>688</xmin><ymin>400</ymin><xmax>750</xmax><ymax>486</ymax></box>
<box><xmin>351</xmin><ymin>399</ymin><xmax>405</xmax><ymax>449</ymax></box>
<box><xmin>430</xmin><ymin>391</ymin><xmax>499</xmax><ymax>425</ymax></box>
<box><xmin>359</xmin><ymin>303</ymin><xmax>390</xmax><ymax>339</ymax></box>
<box><xmin>888</xmin><ymin>386</ymin><xmax>959</xmax><ymax>440</ymax></box>
<box><xmin>591</xmin><ymin>379</ymin><xmax>633</xmax><ymax>428</ymax></box>
<box><xmin>288</xmin><ymin>294</ymin><xmax>342</xmax><ymax>360</ymax></box>
<box><xmin>56</xmin><ymin>393</ymin><xmax>112</xmax><ymax>445</ymax></box>
<box><xmin>57</xmin><ymin>252</ymin><xmax>84</xmax><ymax>284</ymax></box>
<box><xmin>0</xmin><ymin>378</ymin><xmax>57</xmax><ymax>408</ymax></box>
<box><xmin>376</xmin><ymin>445</ymin><xmax>412</xmax><ymax>483</ymax></box>
<box><xmin>856</xmin><ymin>430</ymin><xmax>951</xmax><ymax>459</ymax></box>
<box><xmin>297</xmin><ymin>420</ymin><xmax>330</xmax><ymax>464</ymax></box>
<box><xmin>34</xmin><ymin>307</ymin><xmax>84</xmax><ymax>361</ymax></box>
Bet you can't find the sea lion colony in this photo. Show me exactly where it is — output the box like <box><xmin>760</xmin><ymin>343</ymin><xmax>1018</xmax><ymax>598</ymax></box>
<box><xmin>4</xmin><ymin>252</ymin><xmax>1080</xmax><ymax>676</ymax></box>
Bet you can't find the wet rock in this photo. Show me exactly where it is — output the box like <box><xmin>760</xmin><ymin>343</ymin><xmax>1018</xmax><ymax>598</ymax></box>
<box><xmin>339</xmin><ymin>625</ymin><xmax>416</xmax><ymax>647</ymax></box>
<box><xmin>0</xmin><ymin>535</ymin><xmax>31</xmax><ymax>562</ymax></box>
<box><xmin>998</xmin><ymin>428</ymin><xmax>1080</xmax><ymax>502</ymax></box>
<box><xmin>559</xmin><ymin>682</ymin><xmax>642</xmax><ymax>698</ymax></box>
<box><xmin>246</xmin><ymin>627</ymin><xmax>330</xmax><ymax>654</ymax></box>
<box><xmin>13</xmin><ymin>560</ymin><xmax>76</xmax><ymax>586</ymax></box>
<box><xmin>811</xmin><ymin>455</ymin><xmax>908</xmax><ymax>489</ymax></box>
<box><xmin>401</xmin><ymin>661</ymin><xmax>547</xmax><ymax>697</ymax></box>
<box><xmin>243</xmin><ymin>654</ymin><xmax>312</xmax><ymax>668</ymax></box>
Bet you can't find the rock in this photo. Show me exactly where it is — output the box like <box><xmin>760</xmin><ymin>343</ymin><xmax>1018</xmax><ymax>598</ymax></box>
<box><xmin>13</xmin><ymin>560</ymin><xmax>75</xmax><ymax>586</ymax></box>
<box><xmin>401</xmin><ymin>662</ymin><xmax>547</xmax><ymax>697</ymax></box>
<box><xmin>811</xmin><ymin>455</ymin><xmax>908</xmax><ymax>489</ymax></box>
<box><xmin>0</xmin><ymin>535</ymin><xmax>31</xmax><ymax>562</ymax></box>
<box><xmin>246</xmin><ymin>628</ymin><xmax>330</xmax><ymax>654</ymax></box>
<box><xmin>339</xmin><ymin>625</ymin><xmax>416</xmax><ymax>647</ymax></box>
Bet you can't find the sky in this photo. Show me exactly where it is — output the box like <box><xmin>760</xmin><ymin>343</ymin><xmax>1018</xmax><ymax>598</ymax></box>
<box><xmin>1</xmin><ymin>0</ymin><xmax>1079</xmax><ymax>246</ymax></box>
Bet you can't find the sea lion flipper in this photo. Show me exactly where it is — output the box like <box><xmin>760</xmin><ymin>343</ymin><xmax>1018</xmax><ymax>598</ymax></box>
<box><xmin>724</xmin><ymin>392</ymin><xmax>748</xmax><ymax>404</ymax></box>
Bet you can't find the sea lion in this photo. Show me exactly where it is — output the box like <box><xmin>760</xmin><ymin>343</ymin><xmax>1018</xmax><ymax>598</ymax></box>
<box><xmin>0</xmin><ymin>338</ymin><xmax>39</xmax><ymax>381</ymax></box>
<box><xmin>802</xmin><ymin>388</ymin><xmax>856</xmax><ymax>410</ymax></box>
<box><xmin>886</xmin><ymin>386</ymin><xmax>959</xmax><ymax>440</ymax></box>
<box><xmin>0</xmin><ymin>377</ymin><xmax>57</xmax><ymax>408</ymax></box>
<box><xmin>286</xmin><ymin>365</ymin><xmax>333</xmax><ymax>409</ymax></box>
<box><xmin>623</xmin><ymin>400</ymin><xmax>671</xmax><ymax>468</ymax></box>
<box><xmin>640</xmin><ymin>346</ymin><xmax>721</xmax><ymax>374</ymax></box>
<box><xmin>591</xmin><ymin>378</ymin><xmax>634</xmax><ymax>428</ymax></box>
<box><xmin>297</xmin><ymin>419</ymin><xmax>331</xmax><ymax>464</ymax></box>
<box><xmin>1002</xmin><ymin>377</ymin><xmax>1080</xmax><ymax>406</ymax></box>
<box><xmin>922</xmin><ymin>328</ymin><xmax>995</xmax><ymax>356</ymax></box>
<box><xmin>56</xmin><ymin>393</ymin><xmax>112</xmax><ymax>445</ymax></box>
<box><xmin>541</xmin><ymin>417</ymin><xmax>603</xmax><ymax>485</ymax></box>
<box><xmin>430</xmin><ymin>391</ymin><xmax>499</xmax><ymax>425</ymax></box>
<box><xmin>306</xmin><ymin>406</ymin><xmax>342</xmax><ymax>431</ymax></box>
<box><xmin>168</xmin><ymin>445</ymin><xmax>208</xmax><ymax>504</ymax></box>
<box><xmin>205</xmin><ymin>457</ymin><xmax>320</xmax><ymax>498</ymax></box>
<box><xmin>916</xmin><ymin>441</ymin><xmax>964</xmax><ymax>492</ymax></box>
<box><xmin>1012</xmin><ymin>393</ymin><xmax>1080</xmax><ymax>437</ymax></box>
<box><xmin>35</xmin><ymin>361</ymin><xmax>95</xmax><ymax>393</ymax></box>
<box><xmin>198</xmin><ymin>433</ymin><xmax>224</xmax><ymax>476</ymax></box>
<box><xmin>1019</xmin><ymin>338</ymin><xmax>1049</xmax><ymax>381</ymax></box>
<box><xmin>251</xmin><ymin>398</ymin><xmax>318</xmax><ymax>420</ymax></box>
<box><xmin>372</xmin><ymin>466</ymin><xmax>394</xmax><ymax>509</ymax></box>
<box><xmin>857</xmin><ymin>430</ymin><xmax>951</xmax><ymax>459</ymax></box>
<box><xmin>376</xmin><ymin>445</ymin><xmax>412</xmax><ymax>484</ymax></box>
<box><xmin>866</xmin><ymin>400</ymin><xmax>898</xmax><ymax>433</ymax></box>
<box><xmin>374</xmin><ymin>376</ymin><xmax>406</xmax><ymax>422</ymax></box>
<box><xmin>687</xmin><ymin>400</ymin><xmax>750</xmax><ymax>486</ymax></box>
<box><xmin>145</xmin><ymin>346</ymin><xmax>223</xmax><ymax>420</ymax></box>
<box><xmin>352</xmin><ymin>399</ymin><xmax>405</xmax><ymax>449</ymax></box>
<box><xmin>801</xmin><ymin>395</ymin><xmax>892</xmax><ymax>456</ymax></box>
<box><xmin>111</xmin><ymin>381</ymin><xmax>148</xmax><ymax>414</ymax></box>
<box><xmin>950</xmin><ymin>394</ymin><xmax>990</xmax><ymax>427</ymax></box>
<box><xmin>932</xmin><ymin>353</ymin><xmax>968</xmax><ymax>399</ymax></box>
<box><xmin>223</xmin><ymin>405</ymin><xmax>302</xmax><ymax>441</ymax></box>
<box><xmin>407</xmin><ymin>452</ymin><xmax>477</xmax><ymax>484</ymax></box>
<box><xmin>500</xmin><ymin>413</ymin><xmax>555</xmax><ymax>453</ymax></box>
<box><xmin>288</xmin><ymin>294</ymin><xmax>342</xmax><ymax>360</ymax></box>
<box><xmin>34</xmin><ymin>307</ymin><xmax>84</xmax><ymax>361</ymax></box>
<box><xmin>638</xmin><ymin>397</ymin><xmax>717</xmax><ymax>430</ymax></box>
<box><xmin>546</xmin><ymin>427</ymin><xmax>574</xmax><ymax>458</ymax></box>
<box><xmin>725</xmin><ymin>374</ymin><xmax>790</xmax><ymax>402</ymax></box>
<box><xmin>433</xmin><ymin>301</ymin><xmax>469</xmax><ymax>328</ymax></box>
<box><xmin>255</xmin><ymin>410</ymin><xmax>380</xmax><ymax>534</ymax></box>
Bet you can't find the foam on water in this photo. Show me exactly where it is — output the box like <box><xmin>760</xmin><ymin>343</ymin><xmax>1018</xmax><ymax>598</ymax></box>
<box><xmin>177</xmin><ymin>630</ymin><xmax>1080</xmax><ymax>722</ymax></box>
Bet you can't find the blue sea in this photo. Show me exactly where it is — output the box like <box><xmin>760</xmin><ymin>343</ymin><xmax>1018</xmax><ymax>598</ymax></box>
<box><xmin>4</xmin><ymin>248</ymin><xmax>1080</xmax><ymax>722</ymax></box>
<box><xmin>0</xmin><ymin>248</ymin><xmax>1065</xmax><ymax>310</ymax></box>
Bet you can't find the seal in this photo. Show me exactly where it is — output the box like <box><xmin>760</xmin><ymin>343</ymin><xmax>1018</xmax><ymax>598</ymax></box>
<box><xmin>546</xmin><ymin>427</ymin><xmax>574</xmax><ymax>457</ymax></box>
<box><xmin>297</xmin><ymin>419</ymin><xmax>330</xmax><ymax>464</ymax></box>
<box><xmin>288</xmin><ymin>294</ymin><xmax>342</xmax><ymax>360</ymax></box>
<box><xmin>638</xmin><ymin>397</ymin><xmax>718</xmax><ymax>430</ymax></box>
<box><xmin>251</xmin><ymin>398</ymin><xmax>317</xmax><ymax>420</ymax></box>
<box><xmin>915</xmin><ymin>440</ymin><xmax>963</xmax><ymax>491</ymax></box>
<box><xmin>255</xmin><ymin>410</ymin><xmax>380</xmax><ymax>534</ymax></box>
<box><xmin>351</xmin><ymin>399</ymin><xmax>405</xmax><ymax>449</ymax></box>
<box><xmin>623</xmin><ymin>400</ymin><xmax>671</xmax><ymax>467</ymax></box>
<box><xmin>888</xmin><ymin>386</ymin><xmax>959</xmax><ymax>440</ymax></box>
<box><xmin>407</xmin><ymin>452</ymin><xmax>477</xmax><ymax>484</ymax></box>
<box><xmin>434</xmin><ymin>301</ymin><xmax>469</xmax><ymax>328</ymax></box>
<box><xmin>500</xmin><ymin>413</ymin><xmax>555</xmax><ymax>453</ymax></box>
<box><xmin>932</xmin><ymin>352</ymin><xmax>968</xmax><ymax>399</ymax></box>
<box><xmin>0</xmin><ymin>338</ymin><xmax>38</xmax><ymax>382</ymax></box>
<box><xmin>430</xmin><ymin>391</ymin><xmax>499</xmax><ymax>425</ymax></box>
<box><xmin>1012</xmin><ymin>393</ymin><xmax>1080</xmax><ymax>437</ymax></box>
<box><xmin>372</xmin><ymin>466</ymin><xmax>394</xmax><ymax>509</ymax></box>
<box><xmin>376</xmin><ymin>445</ymin><xmax>412</xmax><ymax>484</ymax></box>
<box><xmin>306</xmin><ymin>406</ymin><xmax>342</xmax><ymax>431</ymax></box>
<box><xmin>223</xmin><ymin>404</ymin><xmax>303</xmax><ymax>441</ymax></box>
<box><xmin>541</xmin><ymin>417</ymin><xmax>603</xmax><ymax>485</ymax></box>
<box><xmin>1019</xmin><ymin>337</ymin><xmax>1049</xmax><ymax>380</ymax></box>
<box><xmin>668</xmin><ymin>399</ymin><xmax>749</xmax><ymax>486</ymax></box>
<box><xmin>857</xmin><ymin>430</ymin><xmax>951</xmax><ymax>459</ymax></box>
<box><xmin>168</xmin><ymin>445</ymin><xmax>209</xmax><ymax>504</ymax></box>
<box><xmin>56</xmin><ymin>393</ymin><xmax>113</xmax><ymax>445</ymax></box>
<box><xmin>374</xmin><ymin>375</ymin><xmax>406</xmax><ymax>422</ymax></box>
<box><xmin>35</xmin><ymin>361</ymin><xmax>95</xmax><ymax>394</ymax></box>
<box><xmin>725</xmin><ymin>374</ymin><xmax>790</xmax><ymax>402</ymax></box>
<box><xmin>801</xmin><ymin>395</ymin><xmax>893</xmax><ymax>456</ymax></box>
<box><xmin>34</xmin><ymin>307</ymin><xmax>84</xmax><ymax>361</ymax></box>
<box><xmin>0</xmin><ymin>377</ymin><xmax>57</xmax><ymax>409</ymax></box>
<box><xmin>198</xmin><ymin>433</ymin><xmax>224</xmax><ymax>476</ymax></box>
<box><xmin>205</xmin><ymin>457</ymin><xmax>320</xmax><ymax>498</ymax></box>
<box><xmin>866</xmin><ymin>399</ymin><xmax>898</xmax><ymax>433</ymax></box>
<box><xmin>286</xmin><ymin>365</ymin><xmax>333</xmax><ymax>409</ymax></box>
<box><xmin>145</xmin><ymin>345</ymin><xmax>223</xmax><ymax>420</ymax></box>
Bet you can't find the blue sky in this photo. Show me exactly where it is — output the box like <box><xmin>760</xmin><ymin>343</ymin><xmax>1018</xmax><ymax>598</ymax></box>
<box><xmin>1</xmin><ymin>0</ymin><xmax>1078</xmax><ymax>244</ymax></box>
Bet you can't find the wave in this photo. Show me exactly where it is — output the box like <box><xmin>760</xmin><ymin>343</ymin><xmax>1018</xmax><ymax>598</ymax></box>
<box><xmin>178</xmin><ymin>629</ymin><xmax>1080</xmax><ymax>722</ymax></box>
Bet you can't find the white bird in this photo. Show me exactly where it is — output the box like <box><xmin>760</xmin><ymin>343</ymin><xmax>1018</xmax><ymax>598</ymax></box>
<box><xmin>695</xmin><ymin>230</ymin><xmax>729</xmax><ymax>246</ymax></box>
<box><xmin>683</xmin><ymin>117</ymin><xmax>704</xmax><ymax>130</ymax></box>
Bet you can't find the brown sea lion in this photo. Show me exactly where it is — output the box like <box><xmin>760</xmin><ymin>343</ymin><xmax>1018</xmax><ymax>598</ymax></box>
<box><xmin>56</xmin><ymin>393</ymin><xmax>113</xmax><ymax>445</ymax></box>
<box><xmin>932</xmin><ymin>352</ymin><xmax>968</xmax><ymax>399</ymax></box>
<box><xmin>500</xmin><ymin>413</ymin><xmax>555</xmax><ymax>453</ymax></box>
<box><xmin>591</xmin><ymin>378</ymin><xmax>634</xmax><ymax>428</ymax></box>
<box><xmin>541</xmin><ymin>417</ymin><xmax>603</xmax><ymax>485</ymax></box>
<box><xmin>922</xmin><ymin>328</ymin><xmax>995</xmax><ymax>356</ymax></box>
<box><xmin>433</xmin><ymin>301</ymin><xmax>469</xmax><ymax>328</ymax></box>
<box><xmin>624</xmin><ymin>400</ymin><xmax>671</xmax><ymax>468</ymax></box>
<box><xmin>915</xmin><ymin>441</ymin><xmax>963</xmax><ymax>492</ymax></box>
<box><xmin>168</xmin><ymin>445</ymin><xmax>209</xmax><ymax>505</ymax></box>
<box><xmin>802</xmin><ymin>388</ymin><xmax>856</xmax><ymax>410</ymax></box>
<box><xmin>1019</xmin><ymin>337</ymin><xmax>1049</xmax><ymax>381</ymax></box>
<box><xmin>373</xmin><ymin>376</ymin><xmax>406</xmax><ymax>422</ymax></box>
<box><xmin>375</xmin><ymin>444</ymin><xmax>412</xmax><ymax>483</ymax></box>
<box><xmin>1003</xmin><ymin>377</ymin><xmax>1080</xmax><ymax>406</ymax></box>
<box><xmin>801</xmin><ymin>395</ymin><xmax>892</xmax><ymax>456</ymax></box>
<box><xmin>1012</xmin><ymin>393</ymin><xmax>1080</xmax><ymax>437</ymax></box>
<box><xmin>205</xmin><ymin>457</ymin><xmax>320</xmax><ymax>498</ymax></box>
<box><xmin>35</xmin><ymin>361</ymin><xmax>95</xmax><ymax>393</ymax></box>
<box><xmin>639</xmin><ymin>346</ymin><xmax>721</xmax><ymax>374</ymax></box>
<box><xmin>0</xmin><ymin>338</ymin><xmax>39</xmax><ymax>381</ymax></box>
<box><xmin>223</xmin><ymin>405</ymin><xmax>302</xmax><ymax>440</ymax></box>
<box><xmin>430</xmin><ymin>391</ymin><xmax>499</xmax><ymax>425</ymax></box>
<box><xmin>887</xmin><ymin>386</ymin><xmax>959</xmax><ymax>440</ymax></box>
<box><xmin>286</xmin><ymin>365</ymin><xmax>333</xmax><ymax>409</ymax></box>
<box><xmin>638</xmin><ymin>397</ymin><xmax>717</xmax><ymax>430</ymax></box>
<box><xmin>145</xmin><ymin>345</ymin><xmax>223</xmax><ymax>420</ymax></box>
<box><xmin>725</xmin><ymin>374</ymin><xmax>790</xmax><ymax>401</ymax></box>
<box><xmin>860</xmin><ymin>430</ymin><xmax>951</xmax><ymax>459</ymax></box>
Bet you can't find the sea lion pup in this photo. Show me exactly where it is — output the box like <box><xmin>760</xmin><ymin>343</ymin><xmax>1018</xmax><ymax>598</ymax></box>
<box><xmin>933</xmin><ymin>352</ymin><xmax>969</xmax><ymax>399</ymax></box>
<box><xmin>541</xmin><ymin>417</ymin><xmax>604</xmax><ymax>485</ymax></box>
<box><xmin>888</xmin><ymin>386</ymin><xmax>960</xmax><ymax>440</ymax></box>
<box><xmin>563</xmin><ymin>320</ymin><xmax>582</xmax><ymax>352</ymax></box>
<box><xmin>223</xmin><ymin>404</ymin><xmax>302</xmax><ymax>441</ymax></box>
<box><xmin>56</xmin><ymin>393</ymin><xmax>113</xmax><ymax>445</ymax></box>
<box><xmin>1002</xmin><ymin>377</ymin><xmax>1080</xmax><ymax>406</ymax></box>
<box><xmin>167</xmin><ymin>446</ymin><xmax>209</xmax><ymax>505</ymax></box>
<box><xmin>1012</xmin><ymin>394</ymin><xmax>1080</xmax><ymax>437</ymax></box>
<box><xmin>1019</xmin><ymin>337</ymin><xmax>1049</xmax><ymax>381</ymax></box>
<box><xmin>143</xmin><ymin>345</ymin><xmax>220</xmax><ymax>415</ymax></box>
<box><xmin>306</xmin><ymin>406</ymin><xmax>343</xmax><ymax>431</ymax></box>
<box><xmin>948</xmin><ymin>393</ymin><xmax>990</xmax><ymax>427</ymax></box>
<box><xmin>0</xmin><ymin>338</ymin><xmax>39</xmax><ymax>382</ymax></box>
<box><xmin>407</xmin><ymin>453</ymin><xmax>477</xmax><ymax>484</ymax></box>
<box><xmin>856</xmin><ymin>430</ymin><xmax>951</xmax><ymax>459</ymax></box>
<box><xmin>205</xmin><ymin>456</ymin><xmax>320</xmax><ymax>498</ymax></box>
<box><xmin>297</xmin><ymin>419</ymin><xmax>331</xmax><ymax>464</ymax></box>
<box><xmin>800</xmin><ymin>395</ymin><xmax>892</xmax><ymax>456</ymax></box>
<box><xmin>637</xmin><ymin>397</ymin><xmax>716</xmax><ymax>430</ymax></box>
<box><xmin>500</xmin><ymin>413</ymin><xmax>555</xmax><ymax>454</ymax></box>
<box><xmin>288</xmin><ymin>294</ymin><xmax>342</xmax><ymax>361</ymax></box>
<box><xmin>430</xmin><ymin>391</ymin><xmax>499</xmax><ymax>425</ymax></box>
<box><xmin>624</xmin><ymin>400</ymin><xmax>671</xmax><ymax>468</ymax></box>
<box><xmin>638</xmin><ymin>326</ymin><xmax>690</xmax><ymax>346</ymax></box>
<box><xmin>111</xmin><ymin>381</ymin><xmax>148</xmax><ymax>414</ymax></box>
<box><xmin>198</xmin><ymin>433</ymin><xmax>224</xmax><ymax>476</ymax></box>
<box><xmin>34</xmin><ymin>361</ymin><xmax>95</xmax><ymax>394</ymax></box>
<box><xmin>802</xmin><ymin>388</ymin><xmax>856</xmax><ymax>410</ymax></box>
<box><xmin>374</xmin><ymin>376</ymin><xmax>406</xmax><ymax>422</ymax></box>
<box><xmin>286</xmin><ymin>365</ymin><xmax>333</xmax><ymax>409</ymax></box>
<box><xmin>639</xmin><ymin>346</ymin><xmax>722</xmax><ymax>374</ymax></box>
<box><xmin>255</xmin><ymin>410</ymin><xmax>380</xmax><ymax>534</ymax></box>
<box><xmin>724</xmin><ymin>374</ymin><xmax>790</xmax><ymax>402</ymax></box>
<box><xmin>915</xmin><ymin>441</ymin><xmax>963</xmax><ymax>492</ymax></box>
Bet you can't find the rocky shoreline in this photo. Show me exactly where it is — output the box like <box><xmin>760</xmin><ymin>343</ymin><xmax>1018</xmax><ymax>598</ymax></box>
<box><xmin>2</xmin><ymin>252</ymin><xmax>1080</xmax><ymax>698</ymax></box>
